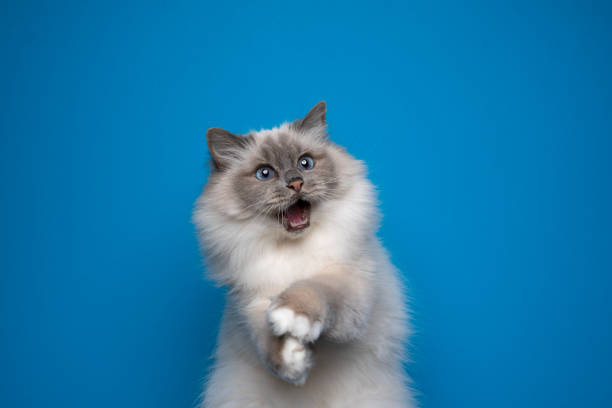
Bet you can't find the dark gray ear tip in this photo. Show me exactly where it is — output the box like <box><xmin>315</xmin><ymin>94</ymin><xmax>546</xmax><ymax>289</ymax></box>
<box><xmin>295</xmin><ymin>101</ymin><xmax>328</xmax><ymax>131</ymax></box>
<box><xmin>309</xmin><ymin>101</ymin><xmax>327</xmax><ymax>124</ymax></box>
<box><xmin>206</xmin><ymin>128</ymin><xmax>236</xmax><ymax>147</ymax></box>
<box><xmin>206</xmin><ymin>127</ymin><xmax>225</xmax><ymax>138</ymax></box>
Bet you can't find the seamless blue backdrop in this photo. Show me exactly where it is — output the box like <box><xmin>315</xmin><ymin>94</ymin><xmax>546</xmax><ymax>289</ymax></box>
<box><xmin>2</xmin><ymin>1</ymin><xmax>611</xmax><ymax>407</ymax></box>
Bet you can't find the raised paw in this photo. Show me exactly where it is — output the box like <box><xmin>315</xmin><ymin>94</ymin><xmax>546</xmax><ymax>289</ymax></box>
<box><xmin>266</xmin><ymin>283</ymin><xmax>327</xmax><ymax>343</ymax></box>
<box><xmin>266</xmin><ymin>304</ymin><xmax>323</xmax><ymax>343</ymax></box>
<box><xmin>266</xmin><ymin>335</ymin><xmax>313</xmax><ymax>386</ymax></box>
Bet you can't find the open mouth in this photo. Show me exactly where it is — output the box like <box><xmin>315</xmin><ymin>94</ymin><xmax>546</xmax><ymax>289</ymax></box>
<box><xmin>281</xmin><ymin>199</ymin><xmax>311</xmax><ymax>232</ymax></box>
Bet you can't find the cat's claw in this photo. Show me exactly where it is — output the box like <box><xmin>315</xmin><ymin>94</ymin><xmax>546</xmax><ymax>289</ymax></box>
<box><xmin>267</xmin><ymin>305</ymin><xmax>323</xmax><ymax>343</ymax></box>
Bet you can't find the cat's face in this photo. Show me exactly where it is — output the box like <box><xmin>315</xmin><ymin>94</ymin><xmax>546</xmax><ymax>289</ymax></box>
<box><xmin>205</xmin><ymin>102</ymin><xmax>345</xmax><ymax>236</ymax></box>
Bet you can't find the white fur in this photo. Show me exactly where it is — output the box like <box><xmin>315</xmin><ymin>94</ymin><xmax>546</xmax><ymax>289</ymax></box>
<box><xmin>194</xmin><ymin>122</ymin><xmax>417</xmax><ymax>407</ymax></box>
<box><xmin>267</xmin><ymin>305</ymin><xmax>323</xmax><ymax>342</ymax></box>
<box><xmin>281</xmin><ymin>337</ymin><xmax>311</xmax><ymax>386</ymax></box>
<box><xmin>268</xmin><ymin>307</ymin><xmax>295</xmax><ymax>336</ymax></box>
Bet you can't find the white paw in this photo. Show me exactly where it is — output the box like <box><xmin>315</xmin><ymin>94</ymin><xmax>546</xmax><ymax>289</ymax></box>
<box><xmin>267</xmin><ymin>306</ymin><xmax>323</xmax><ymax>343</ymax></box>
<box><xmin>281</xmin><ymin>337</ymin><xmax>312</xmax><ymax>386</ymax></box>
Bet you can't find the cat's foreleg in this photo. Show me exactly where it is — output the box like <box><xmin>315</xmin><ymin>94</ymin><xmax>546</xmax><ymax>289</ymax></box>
<box><xmin>240</xmin><ymin>297</ymin><xmax>314</xmax><ymax>386</ymax></box>
<box><xmin>266</xmin><ymin>271</ymin><xmax>373</xmax><ymax>344</ymax></box>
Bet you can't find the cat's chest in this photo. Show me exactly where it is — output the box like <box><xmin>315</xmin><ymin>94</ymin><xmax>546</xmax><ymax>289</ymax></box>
<box><xmin>241</xmin><ymin>228</ymin><xmax>348</xmax><ymax>292</ymax></box>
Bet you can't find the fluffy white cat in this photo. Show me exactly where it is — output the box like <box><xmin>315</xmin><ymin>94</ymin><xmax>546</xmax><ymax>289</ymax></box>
<box><xmin>193</xmin><ymin>102</ymin><xmax>416</xmax><ymax>407</ymax></box>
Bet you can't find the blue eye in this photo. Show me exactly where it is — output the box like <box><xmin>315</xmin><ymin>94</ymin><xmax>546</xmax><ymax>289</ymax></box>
<box><xmin>298</xmin><ymin>155</ymin><xmax>315</xmax><ymax>170</ymax></box>
<box><xmin>255</xmin><ymin>166</ymin><xmax>275</xmax><ymax>180</ymax></box>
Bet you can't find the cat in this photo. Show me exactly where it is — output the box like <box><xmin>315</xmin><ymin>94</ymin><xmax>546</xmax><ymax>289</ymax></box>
<box><xmin>193</xmin><ymin>102</ymin><xmax>417</xmax><ymax>408</ymax></box>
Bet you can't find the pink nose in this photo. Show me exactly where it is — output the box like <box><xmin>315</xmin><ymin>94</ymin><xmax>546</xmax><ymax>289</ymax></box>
<box><xmin>287</xmin><ymin>179</ymin><xmax>303</xmax><ymax>192</ymax></box>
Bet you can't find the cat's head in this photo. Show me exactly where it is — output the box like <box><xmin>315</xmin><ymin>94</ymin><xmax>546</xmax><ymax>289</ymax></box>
<box><xmin>202</xmin><ymin>102</ymin><xmax>358</xmax><ymax>238</ymax></box>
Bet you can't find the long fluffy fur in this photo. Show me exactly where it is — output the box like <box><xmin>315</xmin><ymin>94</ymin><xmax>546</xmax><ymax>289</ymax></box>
<box><xmin>193</xmin><ymin>112</ymin><xmax>417</xmax><ymax>408</ymax></box>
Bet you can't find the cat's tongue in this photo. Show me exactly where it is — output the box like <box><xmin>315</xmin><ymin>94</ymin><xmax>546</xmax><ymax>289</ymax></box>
<box><xmin>284</xmin><ymin>200</ymin><xmax>311</xmax><ymax>231</ymax></box>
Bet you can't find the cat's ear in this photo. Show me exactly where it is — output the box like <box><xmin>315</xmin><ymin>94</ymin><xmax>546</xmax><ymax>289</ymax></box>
<box><xmin>206</xmin><ymin>127</ymin><xmax>249</xmax><ymax>170</ymax></box>
<box><xmin>293</xmin><ymin>101</ymin><xmax>327</xmax><ymax>133</ymax></box>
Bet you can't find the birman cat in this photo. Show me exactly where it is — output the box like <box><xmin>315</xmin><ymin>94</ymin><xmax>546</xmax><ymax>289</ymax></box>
<box><xmin>193</xmin><ymin>102</ymin><xmax>416</xmax><ymax>407</ymax></box>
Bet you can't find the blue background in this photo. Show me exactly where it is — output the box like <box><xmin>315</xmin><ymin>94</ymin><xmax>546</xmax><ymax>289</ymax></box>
<box><xmin>2</xmin><ymin>1</ymin><xmax>611</xmax><ymax>407</ymax></box>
